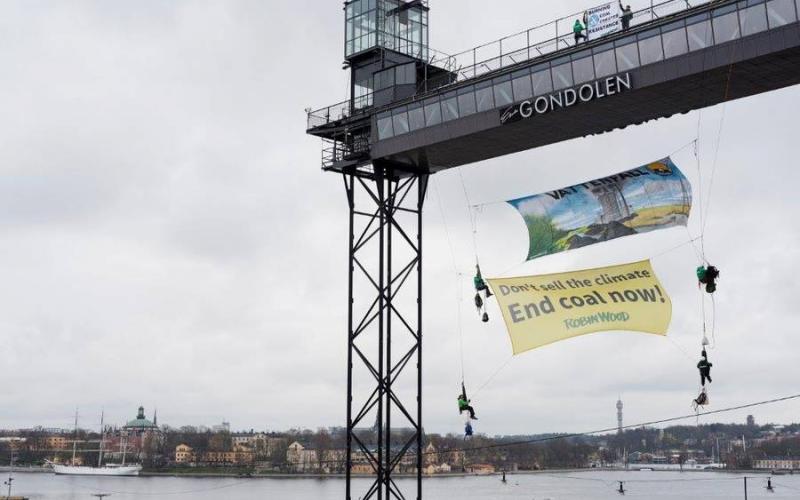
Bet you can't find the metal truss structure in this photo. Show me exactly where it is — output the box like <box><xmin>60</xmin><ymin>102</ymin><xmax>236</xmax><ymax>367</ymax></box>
<box><xmin>343</xmin><ymin>165</ymin><xmax>428</xmax><ymax>500</ymax></box>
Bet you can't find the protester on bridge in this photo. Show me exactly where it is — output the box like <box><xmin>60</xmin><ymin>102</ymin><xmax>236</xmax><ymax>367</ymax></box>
<box><xmin>464</xmin><ymin>421</ymin><xmax>474</xmax><ymax>439</ymax></box>
<box><xmin>458</xmin><ymin>383</ymin><xmax>478</xmax><ymax>420</ymax></box>
<box><xmin>619</xmin><ymin>2</ymin><xmax>633</xmax><ymax>30</ymax></box>
<box><xmin>573</xmin><ymin>18</ymin><xmax>587</xmax><ymax>44</ymax></box>
<box><xmin>698</xmin><ymin>349</ymin><xmax>713</xmax><ymax>386</ymax></box>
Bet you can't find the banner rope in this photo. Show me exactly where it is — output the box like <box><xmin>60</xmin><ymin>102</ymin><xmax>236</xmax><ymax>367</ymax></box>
<box><xmin>431</xmin><ymin>177</ymin><xmax>467</xmax><ymax>384</ymax></box>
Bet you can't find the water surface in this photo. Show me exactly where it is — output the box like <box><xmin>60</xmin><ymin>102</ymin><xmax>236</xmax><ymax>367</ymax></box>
<box><xmin>9</xmin><ymin>470</ymin><xmax>800</xmax><ymax>499</ymax></box>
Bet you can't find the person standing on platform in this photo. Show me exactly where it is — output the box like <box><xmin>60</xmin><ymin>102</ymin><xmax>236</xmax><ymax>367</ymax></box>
<box><xmin>619</xmin><ymin>2</ymin><xmax>633</xmax><ymax>31</ymax></box>
<box><xmin>574</xmin><ymin>18</ymin><xmax>587</xmax><ymax>44</ymax></box>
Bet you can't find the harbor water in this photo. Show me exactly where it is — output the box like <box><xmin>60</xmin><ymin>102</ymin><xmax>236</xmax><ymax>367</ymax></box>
<box><xmin>7</xmin><ymin>470</ymin><xmax>800</xmax><ymax>499</ymax></box>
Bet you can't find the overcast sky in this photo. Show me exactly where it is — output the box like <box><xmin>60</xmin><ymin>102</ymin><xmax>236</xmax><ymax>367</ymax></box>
<box><xmin>1</xmin><ymin>0</ymin><xmax>798</xmax><ymax>437</ymax></box>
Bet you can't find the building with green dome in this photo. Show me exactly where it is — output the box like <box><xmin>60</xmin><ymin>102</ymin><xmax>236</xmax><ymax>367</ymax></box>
<box><xmin>107</xmin><ymin>406</ymin><xmax>162</xmax><ymax>459</ymax></box>
<box><xmin>123</xmin><ymin>406</ymin><xmax>159</xmax><ymax>434</ymax></box>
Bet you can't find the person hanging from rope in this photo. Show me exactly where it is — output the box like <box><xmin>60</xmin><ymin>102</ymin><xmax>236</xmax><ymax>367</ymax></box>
<box><xmin>474</xmin><ymin>264</ymin><xmax>492</xmax><ymax>322</ymax></box>
<box><xmin>473</xmin><ymin>264</ymin><xmax>492</xmax><ymax>297</ymax></box>
<box><xmin>693</xmin><ymin>387</ymin><xmax>709</xmax><ymax>410</ymax></box>
<box><xmin>458</xmin><ymin>382</ymin><xmax>478</xmax><ymax>420</ymax></box>
<box><xmin>696</xmin><ymin>264</ymin><xmax>720</xmax><ymax>294</ymax></box>
<box><xmin>698</xmin><ymin>349</ymin><xmax>713</xmax><ymax>386</ymax></box>
<box><xmin>464</xmin><ymin>421</ymin><xmax>474</xmax><ymax>439</ymax></box>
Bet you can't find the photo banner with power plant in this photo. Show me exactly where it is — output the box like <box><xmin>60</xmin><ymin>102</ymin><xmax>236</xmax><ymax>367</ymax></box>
<box><xmin>487</xmin><ymin>260</ymin><xmax>672</xmax><ymax>355</ymax></box>
<box><xmin>509</xmin><ymin>157</ymin><xmax>692</xmax><ymax>261</ymax></box>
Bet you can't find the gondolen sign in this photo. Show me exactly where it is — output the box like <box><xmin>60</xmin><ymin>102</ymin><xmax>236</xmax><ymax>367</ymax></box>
<box><xmin>500</xmin><ymin>72</ymin><xmax>632</xmax><ymax>125</ymax></box>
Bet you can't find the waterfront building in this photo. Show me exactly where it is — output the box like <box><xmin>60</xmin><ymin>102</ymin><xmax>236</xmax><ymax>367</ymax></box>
<box><xmin>123</xmin><ymin>407</ymin><xmax>159</xmax><ymax>434</ymax></box>
<box><xmin>175</xmin><ymin>444</ymin><xmax>194</xmax><ymax>464</ymax></box>
<box><xmin>44</xmin><ymin>436</ymin><xmax>69</xmax><ymax>450</ymax></box>
<box><xmin>120</xmin><ymin>406</ymin><xmax>162</xmax><ymax>458</ymax></box>
<box><xmin>173</xmin><ymin>443</ymin><xmax>254</xmax><ymax>466</ymax></box>
<box><xmin>286</xmin><ymin>441</ymin><xmax>318</xmax><ymax>473</ymax></box>
<box><xmin>754</xmin><ymin>458</ymin><xmax>800</xmax><ymax>470</ymax></box>
<box><xmin>465</xmin><ymin>463</ymin><xmax>496</xmax><ymax>474</ymax></box>
<box><xmin>423</xmin><ymin>463</ymin><xmax>452</xmax><ymax>475</ymax></box>
<box><xmin>422</xmin><ymin>442</ymin><xmax>438</xmax><ymax>466</ymax></box>
<box><xmin>201</xmin><ymin>444</ymin><xmax>255</xmax><ymax>465</ymax></box>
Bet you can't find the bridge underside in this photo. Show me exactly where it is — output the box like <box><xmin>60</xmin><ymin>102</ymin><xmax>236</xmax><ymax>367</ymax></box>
<box><xmin>371</xmin><ymin>22</ymin><xmax>800</xmax><ymax>172</ymax></box>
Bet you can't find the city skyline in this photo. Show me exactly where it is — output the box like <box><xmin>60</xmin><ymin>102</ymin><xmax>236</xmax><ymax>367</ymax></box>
<box><xmin>1</xmin><ymin>0</ymin><xmax>799</xmax><ymax>436</ymax></box>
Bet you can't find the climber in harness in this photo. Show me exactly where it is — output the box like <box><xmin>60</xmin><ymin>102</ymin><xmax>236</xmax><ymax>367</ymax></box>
<box><xmin>458</xmin><ymin>383</ymin><xmax>478</xmax><ymax>420</ymax></box>
<box><xmin>698</xmin><ymin>349</ymin><xmax>713</xmax><ymax>386</ymax></box>
<box><xmin>696</xmin><ymin>264</ymin><xmax>720</xmax><ymax>294</ymax></box>
<box><xmin>464</xmin><ymin>421</ymin><xmax>474</xmax><ymax>439</ymax></box>
<box><xmin>474</xmin><ymin>264</ymin><xmax>492</xmax><ymax>297</ymax></box>
<box><xmin>474</xmin><ymin>264</ymin><xmax>491</xmax><ymax>323</ymax></box>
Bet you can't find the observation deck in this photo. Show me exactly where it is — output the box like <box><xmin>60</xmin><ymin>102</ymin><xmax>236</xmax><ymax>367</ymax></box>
<box><xmin>307</xmin><ymin>0</ymin><xmax>800</xmax><ymax>176</ymax></box>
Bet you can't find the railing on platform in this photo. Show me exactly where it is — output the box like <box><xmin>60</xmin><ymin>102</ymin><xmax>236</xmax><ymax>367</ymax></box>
<box><xmin>375</xmin><ymin>0</ymin><xmax>799</xmax><ymax>141</ymax></box>
<box><xmin>321</xmin><ymin>132</ymin><xmax>371</xmax><ymax>170</ymax></box>
<box><xmin>307</xmin><ymin>94</ymin><xmax>374</xmax><ymax>130</ymax></box>
<box><xmin>428</xmin><ymin>0</ymin><xmax>705</xmax><ymax>83</ymax></box>
<box><xmin>307</xmin><ymin>0</ymin><xmax>713</xmax><ymax>130</ymax></box>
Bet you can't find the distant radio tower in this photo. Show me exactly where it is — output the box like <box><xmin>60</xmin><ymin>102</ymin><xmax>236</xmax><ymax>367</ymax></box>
<box><xmin>616</xmin><ymin>397</ymin><xmax>623</xmax><ymax>434</ymax></box>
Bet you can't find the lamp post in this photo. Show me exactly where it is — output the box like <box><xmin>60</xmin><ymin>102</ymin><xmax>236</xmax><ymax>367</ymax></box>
<box><xmin>3</xmin><ymin>450</ymin><xmax>16</xmax><ymax>499</ymax></box>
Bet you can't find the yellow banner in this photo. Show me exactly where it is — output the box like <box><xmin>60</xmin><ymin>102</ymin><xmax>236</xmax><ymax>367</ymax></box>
<box><xmin>487</xmin><ymin>260</ymin><xmax>671</xmax><ymax>355</ymax></box>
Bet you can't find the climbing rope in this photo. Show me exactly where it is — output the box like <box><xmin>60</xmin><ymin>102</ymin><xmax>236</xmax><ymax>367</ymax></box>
<box><xmin>431</xmin><ymin>177</ymin><xmax>467</xmax><ymax>384</ymax></box>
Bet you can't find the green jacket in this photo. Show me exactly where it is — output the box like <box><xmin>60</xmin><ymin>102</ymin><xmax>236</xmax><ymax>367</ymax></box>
<box><xmin>574</xmin><ymin>20</ymin><xmax>585</xmax><ymax>34</ymax></box>
<box><xmin>458</xmin><ymin>396</ymin><xmax>470</xmax><ymax>410</ymax></box>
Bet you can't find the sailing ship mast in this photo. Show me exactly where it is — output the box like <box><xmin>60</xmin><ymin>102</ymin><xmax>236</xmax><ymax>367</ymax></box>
<box><xmin>97</xmin><ymin>410</ymin><xmax>105</xmax><ymax>467</ymax></box>
<box><xmin>121</xmin><ymin>431</ymin><xmax>127</xmax><ymax>466</ymax></box>
<box><xmin>71</xmin><ymin>408</ymin><xmax>78</xmax><ymax>466</ymax></box>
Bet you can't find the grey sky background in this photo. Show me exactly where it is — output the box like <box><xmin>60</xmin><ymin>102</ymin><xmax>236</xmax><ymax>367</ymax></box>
<box><xmin>1</xmin><ymin>0</ymin><xmax>798</xmax><ymax>436</ymax></box>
